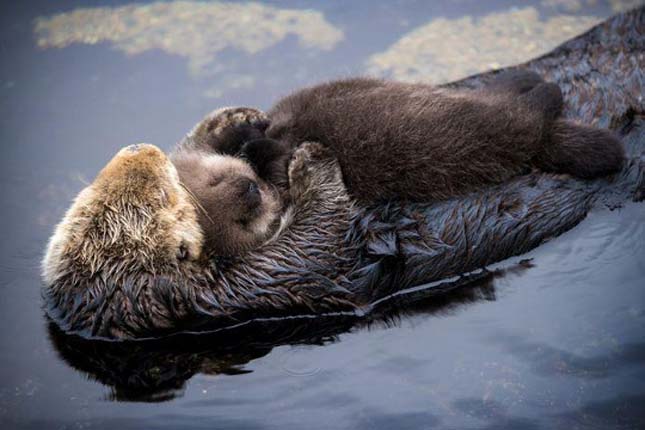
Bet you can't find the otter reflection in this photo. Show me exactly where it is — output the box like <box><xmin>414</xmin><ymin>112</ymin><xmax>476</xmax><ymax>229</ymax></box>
<box><xmin>47</xmin><ymin>266</ymin><xmax>520</xmax><ymax>402</ymax></box>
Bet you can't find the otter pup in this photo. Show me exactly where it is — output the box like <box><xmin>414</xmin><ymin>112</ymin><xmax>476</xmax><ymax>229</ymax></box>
<box><xmin>171</xmin><ymin>107</ymin><xmax>289</xmax><ymax>256</ymax></box>
<box><xmin>171</xmin><ymin>151</ymin><xmax>282</xmax><ymax>256</ymax></box>
<box><xmin>174</xmin><ymin>71</ymin><xmax>624</xmax><ymax>254</ymax></box>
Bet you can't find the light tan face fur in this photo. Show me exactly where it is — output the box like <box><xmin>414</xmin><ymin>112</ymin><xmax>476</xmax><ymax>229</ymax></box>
<box><xmin>42</xmin><ymin>144</ymin><xmax>203</xmax><ymax>286</ymax></box>
<box><xmin>170</xmin><ymin>151</ymin><xmax>281</xmax><ymax>256</ymax></box>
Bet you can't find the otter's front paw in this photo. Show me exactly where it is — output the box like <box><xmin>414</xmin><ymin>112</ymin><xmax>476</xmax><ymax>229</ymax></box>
<box><xmin>288</xmin><ymin>142</ymin><xmax>344</xmax><ymax>199</ymax></box>
<box><xmin>184</xmin><ymin>107</ymin><xmax>270</xmax><ymax>154</ymax></box>
<box><xmin>288</xmin><ymin>142</ymin><xmax>331</xmax><ymax>184</ymax></box>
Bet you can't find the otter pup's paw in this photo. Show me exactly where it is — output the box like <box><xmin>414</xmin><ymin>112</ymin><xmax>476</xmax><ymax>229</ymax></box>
<box><xmin>182</xmin><ymin>107</ymin><xmax>270</xmax><ymax>154</ymax></box>
<box><xmin>206</xmin><ymin>107</ymin><xmax>269</xmax><ymax>137</ymax></box>
<box><xmin>288</xmin><ymin>142</ymin><xmax>345</xmax><ymax>200</ymax></box>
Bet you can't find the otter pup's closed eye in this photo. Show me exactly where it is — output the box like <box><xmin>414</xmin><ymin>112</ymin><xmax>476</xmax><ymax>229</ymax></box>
<box><xmin>170</xmin><ymin>150</ymin><xmax>282</xmax><ymax>256</ymax></box>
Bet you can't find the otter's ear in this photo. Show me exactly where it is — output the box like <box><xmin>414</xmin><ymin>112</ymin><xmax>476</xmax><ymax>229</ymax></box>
<box><xmin>240</xmin><ymin>138</ymin><xmax>290</xmax><ymax>181</ymax></box>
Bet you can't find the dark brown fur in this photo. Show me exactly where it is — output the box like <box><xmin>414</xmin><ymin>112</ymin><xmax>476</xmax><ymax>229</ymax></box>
<box><xmin>178</xmin><ymin>74</ymin><xmax>624</xmax><ymax>205</ymax></box>
<box><xmin>265</xmin><ymin>74</ymin><xmax>624</xmax><ymax>202</ymax></box>
<box><xmin>174</xmin><ymin>72</ymin><xmax>624</xmax><ymax>255</ymax></box>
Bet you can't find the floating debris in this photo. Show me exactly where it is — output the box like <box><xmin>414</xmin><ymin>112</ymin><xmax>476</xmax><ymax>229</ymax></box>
<box><xmin>608</xmin><ymin>0</ymin><xmax>645</xmax><ymax>12</ymax></box>
<box><xmin>367</xmin><ymin>7</ymin><xmax>602</xmax><ymax>84</ymax></box>
<box><xmin>34</xmin><ymin>1</ymin><xmax>344</xmax><ymax>77</ymax></box>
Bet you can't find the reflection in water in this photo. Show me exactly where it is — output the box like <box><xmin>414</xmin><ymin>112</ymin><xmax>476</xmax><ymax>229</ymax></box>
<box><xmin>47</xmin><ymin>269</ymin><xmax>503</xmax><ymax>402</ymax></box>
<box><xmin>452</xmin><ymin>394</ymin><xmax>645</xmax><ymax>430</ymax></box>
<box><xmin>492</xmin><ymin>333</ymin><xmax>645</xmax><ymax>378</ymax></box>
<box><xmin>551</xmin><ymin>393</ymin><xmax>645</xmax><ymax>429</ymax></box>
<box><xmin>34</xmin><ymin>1</ymin><xmax>343</xmax><ymax>77</ymax></box>
<box><xmin>367</xmin><ymin>7</ymin><xmax>601</xmax><ymax>84</ymax></box>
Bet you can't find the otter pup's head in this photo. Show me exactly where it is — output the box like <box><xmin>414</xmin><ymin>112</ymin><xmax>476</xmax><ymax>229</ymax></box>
<box><xmin>170</xmin><ymin>150</ymin><xmax>282</xmax><ymax>256</ymax></box>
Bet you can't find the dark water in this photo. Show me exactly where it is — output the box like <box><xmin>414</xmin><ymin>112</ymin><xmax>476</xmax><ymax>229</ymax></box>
<box><xmin>1</xmin><ymin>1</ymin><xmax>644</xmax><ymax>429</ymax></box>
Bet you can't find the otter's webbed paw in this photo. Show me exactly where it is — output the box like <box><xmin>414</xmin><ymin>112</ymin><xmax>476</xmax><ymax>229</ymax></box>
<box><xmin>288</xmin><ymin>142</ymin><xmax>347</xmax><ymax>202</ymax></box>
<box><xmin>183</xmin><ymin>107</ymin><xmax>270</xmax><ymax>155</ymax></box>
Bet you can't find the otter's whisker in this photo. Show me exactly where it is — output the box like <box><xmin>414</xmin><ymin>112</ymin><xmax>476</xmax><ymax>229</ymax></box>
<box><xmin>180</xmin><ymin>182</ymin><xmax>215</xmax><ymax>226</ymax></box>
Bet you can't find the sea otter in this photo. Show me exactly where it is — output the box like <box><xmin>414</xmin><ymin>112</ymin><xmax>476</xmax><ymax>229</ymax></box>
<box><xmin>41</xmin><ymin>9</ymin><xmax>644</xmax><ymax>339</ymax></box>
<box><xmin>41</xmin><ymin>133</ymin><xmax>644</xmax><ymax>339</ymax></box>
<box><xmin>172</xmin><ymin>71</ymin><xmax>624</xmax><ymax>256</ymax></box>
<box><xmin>42</xmin><ymin>141</ymin><xmax>359</xmax><ymax>338</ymax></box>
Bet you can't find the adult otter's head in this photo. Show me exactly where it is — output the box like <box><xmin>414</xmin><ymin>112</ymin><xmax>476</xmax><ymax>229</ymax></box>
<box><xmin>42</xmin><ymin>144</ymin><xmax>207</xmax><ymax>338</ymax></box>
<box><xmin>170</xmin><ymin>150</ymin><xmax>282</xmax><ymax>256</ymax></box>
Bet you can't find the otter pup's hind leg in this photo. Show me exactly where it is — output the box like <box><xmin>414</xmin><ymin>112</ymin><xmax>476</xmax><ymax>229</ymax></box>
<box><xmin>486</xmin><ymin>70</ymin><xmax>544</xmax><ymax>94</ymax></box>
<box><xmin>536</xmin><ymin>120</ymin><xmax>625</xmax><ymax>179</ymax></box>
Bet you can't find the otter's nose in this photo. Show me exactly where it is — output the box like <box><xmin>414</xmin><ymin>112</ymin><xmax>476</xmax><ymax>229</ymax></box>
<box><xmin>243</xmin><ymin>180</ymin><xmax>261</xmax><ymax>208</ymax></box>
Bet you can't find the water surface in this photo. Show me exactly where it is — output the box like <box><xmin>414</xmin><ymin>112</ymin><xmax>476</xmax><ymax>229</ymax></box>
<box><xmin>1</xmin><ymin>1</ymin><xmax>644</xmax><ymax>429</ymax></box>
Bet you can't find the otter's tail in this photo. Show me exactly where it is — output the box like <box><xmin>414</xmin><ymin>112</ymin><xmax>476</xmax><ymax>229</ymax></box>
<box><xmin>536</xmin><ymin>120</ymin><xmax>625</xmax><ymax>179</ymax></box>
